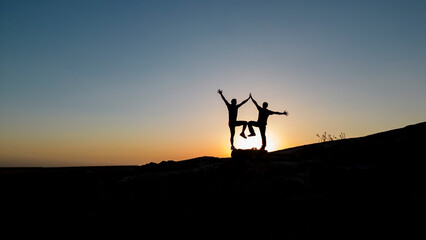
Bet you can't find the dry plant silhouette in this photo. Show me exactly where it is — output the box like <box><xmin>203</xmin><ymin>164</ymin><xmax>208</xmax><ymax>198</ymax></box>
<box><xmin>317</xmin><ymin>132</ymin><xmax>346</xmax><ymax>142</ymax></box>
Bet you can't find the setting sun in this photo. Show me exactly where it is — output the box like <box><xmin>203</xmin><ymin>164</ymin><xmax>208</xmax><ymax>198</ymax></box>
<box><xmin>234</xmin><ymin>132</ymin><xmax>279</xmax><ymax>152</ymax></box>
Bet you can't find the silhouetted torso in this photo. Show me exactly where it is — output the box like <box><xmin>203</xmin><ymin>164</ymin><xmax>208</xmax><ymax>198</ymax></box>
<box><xmin>257</xmin><ymin>107</ymin><xmax>272</xmax><ymax>125</ymax></box>
<box><xmin>227</xmin><ymin>104</ymin><xmax>238</xmax><ymax>124</ymax></box>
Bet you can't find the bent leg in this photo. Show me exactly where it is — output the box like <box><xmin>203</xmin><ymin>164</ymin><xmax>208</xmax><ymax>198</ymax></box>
<box><xmin>248</xmin><ymin>121</ymin><xmax>259</xmax><ymax>136</ymax></box>
<box><xmin>235</xmin><ymin>121</ymin><xmax>247</xmax><ymax>137</ymax></box>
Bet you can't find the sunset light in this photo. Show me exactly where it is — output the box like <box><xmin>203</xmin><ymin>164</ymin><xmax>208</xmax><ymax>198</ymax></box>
<box><xmin>2</xmin><ymin>1</ymin><xmax>426</xmax><ymax>237</ymax></box>
<box><xmin>1</xmin><ymin>1</ymin><xmax>425</xmax><ymax>167</ymax></box>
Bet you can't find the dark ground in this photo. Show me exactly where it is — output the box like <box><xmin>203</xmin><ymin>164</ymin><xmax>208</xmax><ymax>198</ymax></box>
<box><xmin>2</xmin><ymin>122</ymin><xmax>426</xmax><ymax>239</ymax></box>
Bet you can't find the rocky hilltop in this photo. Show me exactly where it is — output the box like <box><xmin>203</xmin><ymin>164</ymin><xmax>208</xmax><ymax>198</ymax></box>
<box><xmin>2</xmin><ymin>122</ymin><xmax>426</xmax><ymax>238</ymax></box>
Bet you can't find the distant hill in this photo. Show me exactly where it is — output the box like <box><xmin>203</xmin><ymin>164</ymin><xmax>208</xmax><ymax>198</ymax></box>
<box><xmin>2</xmin><ymin>122</ymin><xmax>426</xmax><ymax>239</ymax></box>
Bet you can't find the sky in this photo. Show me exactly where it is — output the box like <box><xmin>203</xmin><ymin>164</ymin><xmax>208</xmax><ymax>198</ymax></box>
<box><xmin>1</xmin><ymin>0</ymin><xmax>425</xmax><ymax>167</ymax></box>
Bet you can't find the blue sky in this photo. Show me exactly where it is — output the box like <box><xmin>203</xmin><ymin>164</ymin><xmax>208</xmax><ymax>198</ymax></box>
<box><xmin>1</xmin><ymin>0</ymin><xmax>425</xmax><ymax>166</ymax></box>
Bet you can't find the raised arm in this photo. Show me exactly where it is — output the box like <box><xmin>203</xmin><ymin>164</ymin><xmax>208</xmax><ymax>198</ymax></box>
<box><xmin>218</xmin><ymin>89</ymin><xmax>230</xmax><ymax>106</ymax></box>
<box><xmin>250</xmin><ymin>93</ymin><xmax>261</xmax><ymax>110</ymax></box>
<box><xmin>237</xmin><ymin>95</ymin><xmax>250</xmax><ymax>108</ymax></box>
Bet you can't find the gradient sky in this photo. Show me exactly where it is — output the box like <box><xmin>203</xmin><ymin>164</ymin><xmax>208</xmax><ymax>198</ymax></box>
<box><xmin>1</xmin><ymin>0</ymin><xmax>425</xmax><ymax>167</ymax></box>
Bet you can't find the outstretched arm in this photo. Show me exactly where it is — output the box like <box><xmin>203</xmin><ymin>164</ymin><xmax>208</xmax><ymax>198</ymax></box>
<box><xmin>218</xmin><ymin>89</ymin><xmax>230</xmax><ymax>106</ymax></box>
<box><xmin>237</xmin><ymin>95</ymin><xmax>250</xmax><ymax>108</ymax></box>
<box><xmin>270</xmin><ymin>110</ymin><xmax>289</xmax><ymax>116</ymax></box>
<box><xmin>250</xmin><ymin>93</ymin><xmax>261</xmax><ymax>110</ymax></box>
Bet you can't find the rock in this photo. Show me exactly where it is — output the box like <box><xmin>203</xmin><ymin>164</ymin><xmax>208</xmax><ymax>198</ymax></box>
<box><xmin>231</xmin><ymin>148</ymin><xmax>268</xmax><ymax>161</ymax></box>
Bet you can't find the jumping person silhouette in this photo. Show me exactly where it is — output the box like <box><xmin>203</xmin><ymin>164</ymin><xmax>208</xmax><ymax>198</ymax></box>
<box><xmin>218</xmin><ymin>89</ymin><xmax>250</xmax><ymax>150</ymax></box>
<box><xmin>248</xmin><ymin>93</ymin><xmax>288</xmax><ymax>151</ymax></box>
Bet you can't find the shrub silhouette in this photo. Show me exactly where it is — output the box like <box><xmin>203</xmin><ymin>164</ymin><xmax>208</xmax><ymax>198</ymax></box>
<box><xmin>317</xmin><ymin>132</ymin><xmax>346</xmax><ymax>142</ymax></box>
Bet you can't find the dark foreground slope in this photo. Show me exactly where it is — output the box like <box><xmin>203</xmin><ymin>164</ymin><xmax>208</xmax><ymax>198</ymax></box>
<box><xmin>2</xmin><ymin>122</ymin><xmax>426</xmax><ymax>239</ymax></box>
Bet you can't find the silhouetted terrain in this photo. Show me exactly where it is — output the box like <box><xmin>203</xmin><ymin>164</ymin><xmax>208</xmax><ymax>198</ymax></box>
<box><xmin>2</xmin><ymin>122</ymin><xmax>426</xmax><ymax>239</ymax></box>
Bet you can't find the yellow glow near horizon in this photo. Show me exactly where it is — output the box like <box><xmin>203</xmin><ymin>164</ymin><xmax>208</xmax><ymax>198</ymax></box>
<box><xmin>233</xmin><ymin>130</ymin><xmax>280</xmax><ymax>152</ymax></box>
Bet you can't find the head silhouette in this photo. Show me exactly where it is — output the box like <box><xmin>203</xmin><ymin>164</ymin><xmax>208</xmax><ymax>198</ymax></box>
<box><xmin>263</xmin><ymin>102</ymin><xmax>268</xmax><ymax>109</ymax></box>
<box><xmin>231</xmin><ymin>99</ymin><xmax>237</xmax><ymax>105</ymax></box>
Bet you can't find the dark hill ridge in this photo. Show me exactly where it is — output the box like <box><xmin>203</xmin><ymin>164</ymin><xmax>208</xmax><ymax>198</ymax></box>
<box><xmin>2</xmin><ymin>122</ymin><xmax>426</xmax><ymax>238</ymax></box>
